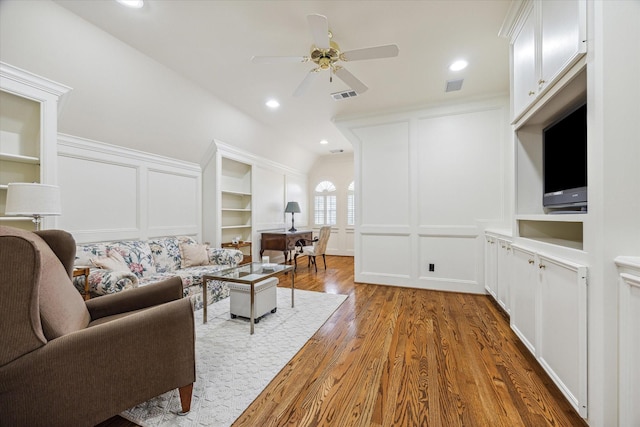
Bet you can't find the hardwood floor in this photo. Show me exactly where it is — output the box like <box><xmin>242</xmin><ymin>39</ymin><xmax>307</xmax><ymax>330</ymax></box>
<box><xmin>97</xmin><ymin>256</ymin><xmax>586</xmax><ymax>427</ymax></box>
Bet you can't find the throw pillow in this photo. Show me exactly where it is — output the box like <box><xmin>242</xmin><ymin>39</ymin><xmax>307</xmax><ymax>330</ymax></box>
<box><xmin>179</xmin><ymin>243</ymin><xmax>210</xmax><ymax>268</ymax></box>
<box><xmin>91</xmin><ymin>250</ymin><xmax>131</xmax><ymax>272</ymax></box>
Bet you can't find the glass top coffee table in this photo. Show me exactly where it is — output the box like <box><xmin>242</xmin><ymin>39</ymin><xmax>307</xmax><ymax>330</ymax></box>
<box><xmin>202</xmin><ymin>262</ymin><xmax>294</xmax><ymax>334</ymax></box>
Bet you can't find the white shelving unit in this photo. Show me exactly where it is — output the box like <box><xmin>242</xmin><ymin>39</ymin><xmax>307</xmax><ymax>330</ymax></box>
<box><xmin>220</xmin><ymin>157</ymin><xmax>252</xmax><ymax>244</ymax></box>
<box><xmin>0</xmin><ymin>65</ymin><xmax>70</xmax><ymax>230</ymax></box>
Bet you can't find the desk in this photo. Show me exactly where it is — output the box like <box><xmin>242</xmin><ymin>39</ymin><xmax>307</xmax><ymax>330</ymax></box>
<box><xmin>260</xmin><ymin>230</ymin><xmax>312</xmax><ymax>263</ymax></box>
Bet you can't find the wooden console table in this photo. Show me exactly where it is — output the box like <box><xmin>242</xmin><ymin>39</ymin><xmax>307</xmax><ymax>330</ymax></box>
<box><xmin>260</xmin><ymin>230</ymin><xmax>312</xmax><ymax>263</ymax></box>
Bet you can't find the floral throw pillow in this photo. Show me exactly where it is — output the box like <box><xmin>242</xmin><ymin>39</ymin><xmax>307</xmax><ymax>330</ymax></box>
<box><xmin>107</xmin><ymin>241</ymin><xmax>157</xmax><ymax>278</ymax></box>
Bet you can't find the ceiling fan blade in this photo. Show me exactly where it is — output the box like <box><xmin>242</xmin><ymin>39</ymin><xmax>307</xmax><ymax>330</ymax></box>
<box><xmin>334</xmin><ymin>67</ymin><xmax>368</xmax><ymax>94</ymax></box>
<box><xmin>307</xmin><ymin>14</ymin><xmax>330</xmax><ymax>49</ymax></box>
<box><xmin>293</xmin><ymin>69</ymin><xmax>320</xmax><ymax>97</ymax></box>
<box><xmin>251</xmin><ymin>55</ymin><xmax>308</xmax><ymax>64</ymax></box>
<box><xmin>341</xmin><ymin>44</ymin><xmax>399</xmax><ymax>62</ymax></box>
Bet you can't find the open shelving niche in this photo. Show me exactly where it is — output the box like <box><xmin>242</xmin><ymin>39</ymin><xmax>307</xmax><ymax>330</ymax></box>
<box><xmin>0</xmin><ymin>90</ymin><xmax>42</xmax><ymax>230</ymax></box>
<box><xmin>513</xmin><ymin>62</ymin><xmax>587</xmax><ymax>253</ymax></box>
<box><xmin>220</xmin><ymin>157</ymin><xmax>252</xmax><ymax>256</ymax></box>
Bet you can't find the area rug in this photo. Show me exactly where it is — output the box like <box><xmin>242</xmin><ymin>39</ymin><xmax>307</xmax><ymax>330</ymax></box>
<box><xmin>121</xmin><ymin>288</ymin><xmax>348</xmax><ymax>427</ymax></box>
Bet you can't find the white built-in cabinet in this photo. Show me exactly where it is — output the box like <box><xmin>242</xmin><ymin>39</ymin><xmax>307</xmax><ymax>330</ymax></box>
<box><xmin>220</xmin><ymin>157</ymin><xmax>252</xmax><ymax>245</ymax></box>
<box><xmin>510</xmin><ymin>244</ymin><xmax>538</xmax><ymax>354</ymax></box>
<box><xmin>510</xmin><ymin>243</ymin><xmax>588</xmax><ymax>417</ymax></box>
<box><xmin>616</xmin><ymin>257</ymin><xmax>640</xmax><ymax>427</ymax></box>
<box><xmin>485</xmin><ymin>232</ymin><xmax>512</xmax><ymax>314</ymax></box>
<box><xmin>0</xmin><ymin>62</ymin><xmax>70</xmax><ymax>230</ymax></box>
<box><xmin>511</xmin><ymin>0</ymin><xmax>586</xmax><ymax>121</ymax></box>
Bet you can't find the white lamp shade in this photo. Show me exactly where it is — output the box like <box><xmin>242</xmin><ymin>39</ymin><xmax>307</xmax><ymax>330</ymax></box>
<box><xmin>5</xmin><ymin>183</ymin><xmax>62</xmax><ymax>216</ymax></box>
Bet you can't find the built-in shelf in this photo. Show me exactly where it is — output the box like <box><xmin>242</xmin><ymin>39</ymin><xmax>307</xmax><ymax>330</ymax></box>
<box><xmin>518</xmin><ymin>218</ymin><xmax>584</xmax><ymax>250</ymax></box>
<box><xmin>221</xmin><ymin>190</ymin><xmax>251</xmax><ymax>196</ymax></box>
<box><xmin>219</xmin><ymin>156</ymin><xmax>252</xmax><ymax>244</ymax></box>
<box><xmin>0</xmin><ymin>152</ymin><xmax>40</xmax><ymax>164</ymax></box>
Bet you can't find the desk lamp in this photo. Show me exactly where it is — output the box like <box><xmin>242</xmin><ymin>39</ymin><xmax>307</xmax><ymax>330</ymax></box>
<box><xmin>284</xmin><ymin>201</ymin><xmax>301</xmax><ymax>232</ymax></box>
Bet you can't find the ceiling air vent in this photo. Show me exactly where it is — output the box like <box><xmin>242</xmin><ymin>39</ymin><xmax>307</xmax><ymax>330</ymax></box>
<box><xmin>445</xmin><ymin>78</ymin><xmax>464</xmax><ymax>92</ymax></box>
<box><xmin>331</xmin><ymin>90</ymin><xmax>358</xmax><ymax>100</ymax></box>
<box><xmin>329</xmin><ymin>149</ymin><xmax>345</xmax><ymax>154</ymax></box>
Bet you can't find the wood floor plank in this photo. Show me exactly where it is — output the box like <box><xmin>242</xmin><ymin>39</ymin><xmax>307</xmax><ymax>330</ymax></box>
<box><xmin>96</xmin><ymin>256</ymin><xmax>587</xmax><ymax>427</ymax></box>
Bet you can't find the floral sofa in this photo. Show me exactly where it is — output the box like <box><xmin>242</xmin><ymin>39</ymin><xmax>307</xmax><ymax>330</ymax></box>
<box><xmin>73</xmin><ymin>236</ymin><xmax>243</xmax><ymax>309</ymax></box>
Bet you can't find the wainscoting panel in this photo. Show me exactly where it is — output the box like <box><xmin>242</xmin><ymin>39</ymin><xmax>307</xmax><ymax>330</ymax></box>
<box><xmin>57</xmin><ymin>155</ymin><xmax>139</xmax><ymax>239</ymax></box>
<box><xmin>360</xmin><ymin>233</ymin><xmax>411</xmax><ymax>283</ymax></box>
<box><xmin>58</xmin><ymin>134</ymin><xmax>201</xmax><ymax>243</ymax></box>
<box><xmin>418</xmin><ymin>232</ymin><xmax>481</xmax><ymax>293</ymax></box>
<box><xmin>417</xmin><ymin>108</ymin><xmax>504</xmax><ymax>225</ymax></box>
<box><xmin>147</xmin><ymin>169</ymin><xmax>199</xmax><ymax>236</ymax></box>
<box><xmin>353</xmin><ymin>121</ymin><xmax>410</xmax><ymax>227</ymax></box>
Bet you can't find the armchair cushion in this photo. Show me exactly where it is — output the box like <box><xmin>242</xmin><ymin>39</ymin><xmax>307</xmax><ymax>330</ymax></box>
<box><xmin>34</xmin><ymin>231</ymin><xmax>90</xmax><ymax>341</ymax></box>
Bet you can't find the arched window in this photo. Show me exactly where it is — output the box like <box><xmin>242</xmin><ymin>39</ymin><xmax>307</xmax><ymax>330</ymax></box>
<box><xmin>314</xmin><ymin>180</ymin><xmax>336</xmax><ymax>225</ymax></box>
<box><xmin>347</xmin><ymin>181</ymin><xmax>355</xmax><ymax>226</ymax></box>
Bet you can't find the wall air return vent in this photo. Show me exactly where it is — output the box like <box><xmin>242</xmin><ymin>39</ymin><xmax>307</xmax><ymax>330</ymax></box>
<box><xmin>331</xmin><ymin>90</ymin><xmax>358</xmax><ymax>100</ymax></box>
<box><xmin>445</xmin><ymin>79</ymin><xmax>464</xmax><ymax>92</ymax></box>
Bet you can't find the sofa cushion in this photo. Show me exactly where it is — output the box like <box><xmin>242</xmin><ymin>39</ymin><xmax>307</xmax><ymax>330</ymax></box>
<box><xmin>108</xmin><ymin>240</ymin><xmax>156</xmax><ymax>278</ymax></box>
<box><xmin>75</xmin><ymin>242</ymin><xmax>108</xmax><ymax>266</ymax></box>
<box><xmin>179</xmin><ymin>242</ymin><xmax>209</xmax><ymax>268</ymax></box>
<box><xmin>91</xmin><ymin>249</ymin><xmax>130</xmax><ymax>272</ymax></box>
<box><xmin>148</xmin><ymin>236</ymin><xmax>197</xmax><ymax>273</ymax></box>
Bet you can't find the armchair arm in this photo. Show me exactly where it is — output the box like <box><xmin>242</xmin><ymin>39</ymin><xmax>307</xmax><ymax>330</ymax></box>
<box><xmin>86</xmin><ymin>276</ymin><xmax>184</xmax><ymax>320</ymax></box>
<box><xmin>0</xmin><ymin>297</ymin><xmax>195</xmax><ymax>427</ymax></box>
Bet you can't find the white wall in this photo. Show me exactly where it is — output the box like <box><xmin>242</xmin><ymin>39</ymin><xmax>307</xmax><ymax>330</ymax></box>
<box><xmin>337</xmin><ymin>97</ymin><xmax>510</xmax><ymax>293</ymax></box>
<box><xmin>0</xmin><ymin>0</ymin><xmax>316</xmax><ymax>172</ymax></box>
<box><xmin>308</xmin><ymin>152</ymin><xmax>355</xmax><ymax>256</ymax></box>
<box><xmin>57</xmin><ymin>134</ymin><xmax>201</xmax><ymax>243</ymax></box>
<box><xmin>584</xmin><ymin>1</ymin><xmax>640</xmax><ymax>425</ymax></box>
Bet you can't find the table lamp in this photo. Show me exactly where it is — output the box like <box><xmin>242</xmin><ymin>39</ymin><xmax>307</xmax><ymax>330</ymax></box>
<box><xmin>284</xmin><ymin>201</ymin><xmax>301</xmax><ymax>232</ymax></box>
<box><xmin>5</xmin><ymin>183</ymin><xmax>62</xmax><ymax>230</ymax></box>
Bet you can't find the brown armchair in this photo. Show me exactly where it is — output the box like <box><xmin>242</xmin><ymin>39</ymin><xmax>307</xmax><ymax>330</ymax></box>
<box><xmin>0</xmin><ymin>226</ymin><xmax>195</xmax><ymax>427</ymax></box>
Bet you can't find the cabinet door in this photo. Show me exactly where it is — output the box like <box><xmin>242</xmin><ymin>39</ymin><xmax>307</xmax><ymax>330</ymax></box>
<box><xmin>512</xmin><ymin>3</ymin><xmax>537</xmax><ymax>119</ymax></box>
<box><xmin>540</xmin><ymin>0</ymin><xmax>586</xmax><ymax>91</ymax></box>
<box><xmin>537</xmin><ymin>254</ymin><xmax>587</xmax><ymax>416</ymax></box>
<box><xmin>496</xmin><ymin>239</ymin><xmax>512</xmax><ymax>313</ymax></box>
<box><xmin>484</xmin><ymin>235</ymin><xmax>498</xmax><ymax>298</ymax></box>
<box><xmin>510</xmin><ymin>244</ymin><xmax>537</xmax><ymax>355</ymax></box>
<box><xmin>619</xmin><ymin>272</ymin><xmax>640</xmax><ymax>426</ymax></box>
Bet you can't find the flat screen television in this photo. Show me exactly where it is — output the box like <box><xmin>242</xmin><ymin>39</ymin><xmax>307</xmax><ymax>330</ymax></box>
<box><xmin>543</xmin><ymin>102</ymin><xmax>587</xmax><ymax>212</ymax></box>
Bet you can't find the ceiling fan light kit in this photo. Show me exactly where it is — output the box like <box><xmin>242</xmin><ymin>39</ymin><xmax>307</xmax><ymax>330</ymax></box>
<box><xmin>251</xmin><ymin>14</ymin><xmax>399</xmax><ymax>97</ymax></box>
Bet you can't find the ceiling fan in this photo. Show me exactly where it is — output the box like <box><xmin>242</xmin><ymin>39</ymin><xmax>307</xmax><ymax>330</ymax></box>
<box><xmin>251</xmin><ymin>14</ymin><xmax>399</xmax><ymax>97</ymax></box>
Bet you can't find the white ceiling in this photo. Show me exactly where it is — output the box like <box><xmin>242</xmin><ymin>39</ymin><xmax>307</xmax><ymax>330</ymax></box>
<box><xmin>54</xmin><ymin>0</ymin><xmax>511</xmax><ymax>156</ymax></box>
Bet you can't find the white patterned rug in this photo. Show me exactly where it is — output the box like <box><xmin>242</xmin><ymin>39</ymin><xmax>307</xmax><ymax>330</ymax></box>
<box><xmin>121</xmin><ymin>288</ymin><xmax>348</xmax><ymax>427</ymax></box>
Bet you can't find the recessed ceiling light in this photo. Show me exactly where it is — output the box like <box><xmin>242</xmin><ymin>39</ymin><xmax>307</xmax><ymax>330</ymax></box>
<box><xmin>449</xmin><ymin>60</ymin><xmax>468</xmax><ymax>71</ymax></box>
<box><xmin>320</xmin><ymin>139</ymin><xmax>329</xmax><ymax>145</ymax></box>
<box><xmin>116</xmin><ymin>0</ymin><xmax>144</xmax><ymax>8</ymax></box>
<box><xmin>265</xmin><ymin>99</ymin><xmax>280</xmax><ymax>109</ymax></box>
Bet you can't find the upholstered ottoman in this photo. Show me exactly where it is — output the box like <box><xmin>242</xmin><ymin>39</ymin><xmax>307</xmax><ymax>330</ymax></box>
<box><xmin>229</xmin><ymin>277</ymin><xmax>278</xmax><ymax>323</ymax></box>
